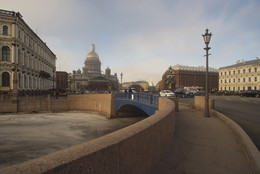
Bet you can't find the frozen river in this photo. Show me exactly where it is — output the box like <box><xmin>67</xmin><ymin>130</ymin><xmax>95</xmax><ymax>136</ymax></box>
<box><xmin>0</xmin><ymin>112</ymin><xmax>144</xmax><ymax>169</ymax></box>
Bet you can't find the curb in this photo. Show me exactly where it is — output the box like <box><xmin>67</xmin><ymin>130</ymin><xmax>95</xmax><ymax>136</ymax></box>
<box><xmin>211</xmin><ymin>109</ymin><xmax>260</xmax><ymax>174</ymax></box>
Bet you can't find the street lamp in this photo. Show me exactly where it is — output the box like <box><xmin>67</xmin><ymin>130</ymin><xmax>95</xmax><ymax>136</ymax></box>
<box><xmin>120</xmin><ymin>72</ymin><xmax>123</xmax><ymax>91</ymax></box>
<box><xmin>202</xmin><ymin>28</ymin><xmax>212</xmax><ymax>117</ymax></box>
<box><xmin>120</xmin><ymin>72</ymin><xmax>123</xmax><ymax>84</ymax></box>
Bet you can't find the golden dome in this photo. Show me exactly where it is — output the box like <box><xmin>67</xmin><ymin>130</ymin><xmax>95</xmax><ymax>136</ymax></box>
<box><xmin>86</xmin><ymin>44</ymin><xmax>99</xmax><ymax>59</ymax></box>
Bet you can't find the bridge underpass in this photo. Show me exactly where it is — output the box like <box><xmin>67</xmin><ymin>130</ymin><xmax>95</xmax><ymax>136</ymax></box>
<box><xmin>115</xmin><ymin>93</ymin><xmax>158</xmax><ymax>117</ymax></box>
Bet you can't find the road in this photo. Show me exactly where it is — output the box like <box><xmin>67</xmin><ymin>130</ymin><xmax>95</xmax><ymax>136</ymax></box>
<box><xmin>213</xmin><ymin>96</ymin><xmax>260</xmax><ymax>150</ymax></box>
<box><xmin>0</xmin><ymin>112</ymin><xmax>144</xmax><ymax>169</ymax></box>
<box><xmin>179</xmin><ymin>96</ymin><xmax>260</xmax><ymax>150</ymax></box>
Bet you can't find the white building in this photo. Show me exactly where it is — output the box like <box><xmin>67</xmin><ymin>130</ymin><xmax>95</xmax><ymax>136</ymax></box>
<box><xmin>0</xmin><ymin>9</ymin><xmax>56</xmax><ymax>95</ymax></box>
<box><xmin>219</xmin><ymin>59</ymin><xmax>260</xmax><ymax>91</ymax></box>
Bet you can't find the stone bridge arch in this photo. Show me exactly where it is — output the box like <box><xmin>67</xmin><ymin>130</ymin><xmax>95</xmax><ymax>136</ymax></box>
<box><xmin>116</xmin><ymin>104</ymin><xmax>149</xmax><ymax>117</ymax></box>
<box><xmin>115</xmin><ymin>93</ymin><xmax>158</xmax><ymax>117</ymax></box>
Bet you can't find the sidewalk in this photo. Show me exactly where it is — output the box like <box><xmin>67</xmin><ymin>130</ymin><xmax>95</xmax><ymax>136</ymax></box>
<box><xmin>150</xmin><ymin>105</ymin><xmax>254</xmax><ymax>174</ymax></box>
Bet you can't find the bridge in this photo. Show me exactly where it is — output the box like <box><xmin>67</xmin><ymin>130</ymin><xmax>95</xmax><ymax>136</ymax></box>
<box><xmin>115</xmin><ymin>92</ymin><xmax>158</xmax><ymax>116</ymax></box>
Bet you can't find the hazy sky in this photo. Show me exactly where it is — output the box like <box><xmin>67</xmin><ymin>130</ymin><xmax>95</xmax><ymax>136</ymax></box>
<box><xmin>2</xmin><ymin>0</ymin><xmax>260</xmax><ymax>84</ymax></box>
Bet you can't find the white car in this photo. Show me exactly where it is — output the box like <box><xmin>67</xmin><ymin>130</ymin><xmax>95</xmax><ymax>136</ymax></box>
<box><xmin>159</xmin><ymin>90</ymin><xmax>175</xmax><ymax>97</ymax></box>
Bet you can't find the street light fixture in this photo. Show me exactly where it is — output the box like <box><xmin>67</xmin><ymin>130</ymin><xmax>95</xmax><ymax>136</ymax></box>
<box><xmin>120</xmin><ymin>72</ymin><xmax>123</xmax><ymax>90</ymax></box>
<box><xmin>120</xmin><ymin>72</ymin><xmax>123</xmax><ymax>84</ymax></box>
<box><xmin>202</xmin><ymin>28</ymin><xmax>212</xmax><ymax>117</ymax></box>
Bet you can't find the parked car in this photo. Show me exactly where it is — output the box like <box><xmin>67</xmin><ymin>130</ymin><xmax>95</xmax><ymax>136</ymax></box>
<box><xmin>240</xmin><ymin>90</ymin><xmax>260</xmax><ymax>97</ymax></box>
<box><xmin>194</xmin><ymin>91</ymin><xmax>205</xmax><ymax>96</ymax></box>
<box><xmin>174</xmin><ymin>88</ymin><xmax>193</xmax><ymax>98</ymax></box>
<box><xmin>159</xmin><ymin>90</ymin><xmax>175</xmax><ymax>97</ymax></box>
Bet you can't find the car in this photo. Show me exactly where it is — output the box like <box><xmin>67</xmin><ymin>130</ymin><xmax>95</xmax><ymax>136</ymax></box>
<box><xmin>159</xmin><ymin>90</ymin><xmax>175</xmax><ymax>97</ymax></box>
<box><xmin>174</xmin><ymin>88</ymin><xmax>193</xmax><ymax>98</ymax></box>
<box><xmin>240</xmin><ymin>90</ymin><xmax>260</xmax><ymax>97</ymax></box>
<box><xmin>194</xmin><ymin>91</ymin><xmax>205</xmax><ymax>96</ymax></box>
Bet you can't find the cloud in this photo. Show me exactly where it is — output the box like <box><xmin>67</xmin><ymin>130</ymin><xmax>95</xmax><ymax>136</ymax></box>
<box><xmin>1</xmin><ymin>0</ymin><xmax>260</xmax><ymax>85</ymax></box>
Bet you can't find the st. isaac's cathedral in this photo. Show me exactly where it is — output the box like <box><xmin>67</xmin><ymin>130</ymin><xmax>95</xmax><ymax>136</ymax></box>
<box><xmin>68</xmin><ymin>44</ymin><xmax>119</xmax><ymax>92</ymax></box>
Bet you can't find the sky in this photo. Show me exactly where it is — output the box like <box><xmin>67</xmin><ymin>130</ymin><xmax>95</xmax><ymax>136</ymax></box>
<box><xmin>1</xmin><ymin>0</ymin><xmax>260</xmax><ymax>84</ymax></box>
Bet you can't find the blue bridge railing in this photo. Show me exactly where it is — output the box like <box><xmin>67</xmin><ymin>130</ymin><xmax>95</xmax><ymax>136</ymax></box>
<box><xmin>116</xmin><ymin>92</ymin><xmax>159</xmax><ymax>105</ymax></box>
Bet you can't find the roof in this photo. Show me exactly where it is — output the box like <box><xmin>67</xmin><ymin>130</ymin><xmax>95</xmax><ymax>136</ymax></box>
<box><xmin>86</xmin><ymin>44</ymin><xmax>99</xmax><ymax>59</ymax></box>
<box><xmin>219</xmin><ymin>59</ymin><xmax>260</xmax><ymax>69</ymax></box>
<box><xmin>171</xmin><ymin>64</ymin><xmax>218</xmax><ymax>72</ymax></box>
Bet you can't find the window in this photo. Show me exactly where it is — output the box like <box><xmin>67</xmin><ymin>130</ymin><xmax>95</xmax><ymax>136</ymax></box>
<box><xmin>233</xmin><ymin>79</ymin><xmax>235</xmax><ymax>83</ymax></box>
<box><xmin>249</xmin><ymin>77</ymin><xmax>251</xmax><ymax>82</ymax></box>
<box><xmin>18</xmin><ymin>30</ymin><xmax>21</xmax><ymax>39</ymax></box>
<box><xmin>238</xmin><ymin>70</ymin><xmax>240</xmax><ymax>74</ymax></box>
<box><xmin>243</xmin><ymin>69</ymin><xmax>245</xmax><ymax>73</ymax></box>
<box><xmin>233</xmin><ymin>70</ymin><xmax>235</xmax><ymax>74</ymax></box>
<box><xmin>2</xmin><ymin>72</ymin><xmax>10</xmax><ymax>87</ymax></box>
<box><xmin>238</xmin><ymin>78</ymin><xmax>240</xmax><ymax>82</ymax></box>
<box><xmin>243</xmin><ymin>78</ymin><xmax>245</xmax><ymax>82</ymax></box>
<box><xmin>24</xmin><ymin>75</ymin><xmax>27</xmax><ymax>88</ymax></box>
<box><xmin>249</xmin><ymin>68</ymin><xmax>251</xmax><ymax>73</ymax></box>
<box><xmin>255</xmin><ymin>77</ymin><xmax>257</xmax><ymax>82</ymax></box>
<box><xmin>255</xmin><ymin>68</ymin><xmax>257</xmax><ymax>72</ymax></box>
<box><xmin>19</xmin><ymin>73</ymin><xmax>22</xmax><ymax>88</ymax></box>
<box><xmin>3</xmin><ymin>25</ymin><xmax>8</xmax><ymax>35</ymax></box>
<box><xmin>18</xmin><ymin>49</ymin><xmax>22</xmax><ymax>64</ymax></box>
<box><xmin>2</xmin><ymin>46</ymin><xmax>10</xmax><ymax>61</ymax></box>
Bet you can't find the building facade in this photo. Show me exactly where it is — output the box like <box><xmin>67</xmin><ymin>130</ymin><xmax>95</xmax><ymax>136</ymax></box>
<box><xmin>160</xmin><ymin>64</ymin><xmax>219</xmax><ymax>92</ymax></box>
<box><xmin>69</xmin><ymin>44</ymin><xmax>118</xmax><ymax>92</ymax></box>
<box><xmin>0</xmin><ymin>9</ymin><xmax>56</xmax><ymax>95</ymax></box>
<box><xmin>121</xmin><ymin>81</ymin><xmax>149</xmax><ymax>92</ymax></box>
<box><xmin>56</xmin><ymin>71</ymin><xmax>68</xmax><ymax>90</ymax></box>
<box><xmin>219</xmin><ymin>59</ymin><xmax>260</xmax><ymax>91</ymax></box>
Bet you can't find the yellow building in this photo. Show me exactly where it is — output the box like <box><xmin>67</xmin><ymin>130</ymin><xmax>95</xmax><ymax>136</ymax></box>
<box><xmin>219</xmin><ymin>59</ymin><xmax>260</xmax><ymax>91</ymax></box>
<box><xmin>0</xmin><ymin>9</ymin><xmax>56</xmax><ymax>95</ymax></box>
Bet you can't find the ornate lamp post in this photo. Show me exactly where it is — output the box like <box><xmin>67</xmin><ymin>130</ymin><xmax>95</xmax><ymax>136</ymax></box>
<box><xmin>120</xmin><ymin>72</ymin><xmax>123</xmax><ymax>85</ymax></box>
<box><xmin>202</xmin><ymin>28</ymin><xmax>212</xmax><ymax>117</ymax></box>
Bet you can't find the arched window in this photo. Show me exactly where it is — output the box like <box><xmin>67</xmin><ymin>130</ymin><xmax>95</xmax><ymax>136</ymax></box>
<box><xmin>2</xmin><ymin>46</ymin><xmax>10</xmax><ymax>61</ymax></box>
<box><xmin>3</xmin><ymin>25</ymin><xmax>8</xmax><ymax>35</ymax></box>
<box><xmin>2</xmin><ymin>72</ymin><xmax>10</xmax><ymax>87</ymax></box>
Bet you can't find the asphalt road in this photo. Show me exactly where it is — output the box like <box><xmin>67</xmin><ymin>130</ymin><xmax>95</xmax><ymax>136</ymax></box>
<box><xmin>213</xmin><ymin>96</ymin><xmax>260</xmax><ymax>150</ymax></box>
<box><xmin>0</xmin><ymin>112</ymin><xmax>144</xmax><ymax>169</ymax></box>
<box><xmin>179</xmin><ymin>96</ymin><xmax>260</xmax><ymax>150</ymax></box>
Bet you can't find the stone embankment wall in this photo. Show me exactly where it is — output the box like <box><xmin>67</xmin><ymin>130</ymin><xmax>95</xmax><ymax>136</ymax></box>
<box><xmin>67</xmin><ymin>94</ymin><xmax>115</xmax><ymax>117</ymax></box>
<box><xmin>0</xmin><ymin>94</ymin><xmax>115</xmax><ymax>117</ymax></box>
<box><xmin>194</xmin><ymin>96</ymin><xmax>214</xmax><ymax>111</ymax></box>
<box><xmin>1</xmin><ymin>97</ymin><xmax>176</xmax><ymax>174</ymax></box>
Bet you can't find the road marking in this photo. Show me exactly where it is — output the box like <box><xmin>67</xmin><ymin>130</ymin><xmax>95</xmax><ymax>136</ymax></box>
<box><xmin>238</xmin><ymin>98</ymin><xmax>251</xmax><ymax>102</ymax></box>
<box><xmin>225</xmin><ymin>97</ymin><xmax>233</xmax><ymax>101</ymax></box>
